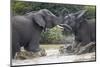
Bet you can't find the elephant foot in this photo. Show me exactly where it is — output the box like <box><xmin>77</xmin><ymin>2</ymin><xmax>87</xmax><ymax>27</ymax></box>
<box><xmin>15</xmin><ymin>48</ymin><xmax>47</xmax><ymax>60</ymax></box>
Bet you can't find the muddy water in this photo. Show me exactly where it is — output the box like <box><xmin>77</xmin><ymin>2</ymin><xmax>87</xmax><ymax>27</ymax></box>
<box><xmin>12</xmin><ymin>49</ymin><xmax>95</xmax><ymax>66</ymax></box>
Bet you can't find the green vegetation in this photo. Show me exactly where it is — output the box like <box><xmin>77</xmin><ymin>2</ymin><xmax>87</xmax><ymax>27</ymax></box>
<box><xmin>40</xmin><ymin>26</ymin><xmax>67</xmax><ymax>44</ymax></box>
<box><xmin>11</xmin><ymin>1</ymin><xmax>96</xmax><ymax>44</ymax></box>
<box><xmin>11</xmin><ymin>1</ymin><xmax>96</xmax><ymax>18</ymax></box>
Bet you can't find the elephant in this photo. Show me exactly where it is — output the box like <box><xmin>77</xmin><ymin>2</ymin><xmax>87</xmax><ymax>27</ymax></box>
<box><xmin>59</xmin><ymin>10</ymin><xmax>96</xmax><ymax>54</ymax></box>
<box><xmin>11</xmin><ymin>9</ymin><xmax>63</xmax><ymax>58</ymax></box>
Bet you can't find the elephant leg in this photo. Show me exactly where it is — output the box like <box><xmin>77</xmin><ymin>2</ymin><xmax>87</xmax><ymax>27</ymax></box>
<box><xmin>24</xmin><ymin>36</ymin><xmax>47</xmax><ymax>57</ymax></box>
<box><xmin>12</xmin><ymin>49</ymin><xmax>16</xmax><ymax>59</ymax></box>
<box><xmin>24</xmin><ymin>36</ymin><xmax>41</xmax><ymax>52</ymax></box>
<box><xmin>12</xmin><ymin>28</ymin><xmax>21</xmax><ymax>59</ymax></box>
<box><xmin>12</xmin><ymin>42</ymin><xmax>20</xmax><ymax>59</ymax></box>
<box><xmin>24</xmin><ymin>42</ymin><xmax>40</xmax><ymax>52</ymax></box>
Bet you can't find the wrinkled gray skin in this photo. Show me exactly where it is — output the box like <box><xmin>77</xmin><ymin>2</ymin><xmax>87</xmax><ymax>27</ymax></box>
<box><xmin>60</xmin><ymin>10</ymin><xmax>96</xmax><ymax>53</ymax></box>
<box><xmin>12</xmin><ymin>9</ymin><xmax>62</xmax><ymax>58</ymax></box>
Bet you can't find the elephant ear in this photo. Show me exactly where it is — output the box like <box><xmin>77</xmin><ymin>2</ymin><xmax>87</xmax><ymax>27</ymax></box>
<box><xmin>33</xmin><ymin>13</ymin><xmax>46</xmax><ymax>28</ymax></box>
<box><xmin>74</xmin><ymin>10</ymin><xmax>87</xmax><ymax>29</ymax></box>
<box><xmin>74</xmin><ymin>10</ymin><xmax>87</xmax><ymax>19</ymax></box>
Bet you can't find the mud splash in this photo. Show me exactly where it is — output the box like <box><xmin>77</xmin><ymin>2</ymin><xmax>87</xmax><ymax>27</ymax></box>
<box><xmin>12</xmin><ymin>49</ymin><xmax>95</xmax><ymax>66</ymax></box>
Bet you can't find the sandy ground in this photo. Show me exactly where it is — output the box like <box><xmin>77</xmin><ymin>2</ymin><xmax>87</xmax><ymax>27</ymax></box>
<box><xmin>12</xmin><ymin>48</ymin><xmax>95</xmax><ymax>66</ymax></box>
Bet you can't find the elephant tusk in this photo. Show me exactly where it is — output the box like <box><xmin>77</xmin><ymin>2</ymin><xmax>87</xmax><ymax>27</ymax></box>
<box><xmin>59</xmin><ymin>24</ymin><xmax>72</xmax><ymax>31</ymax></box>
<box><xmin>57</xmin><ymin>25</ymin><xmax>64</xmax><ymax>29</ymax></box>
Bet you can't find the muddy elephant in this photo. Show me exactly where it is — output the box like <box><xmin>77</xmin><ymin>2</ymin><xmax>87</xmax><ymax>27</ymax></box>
<box><xmin>59</xmin><ymin>10</ymin><xmax>96</xmax><ymax>54</ymax></box>
<box><xmin>11</xmin><ymin>9</ymin><xmax>63</xmax><ymax>58</ymax></box>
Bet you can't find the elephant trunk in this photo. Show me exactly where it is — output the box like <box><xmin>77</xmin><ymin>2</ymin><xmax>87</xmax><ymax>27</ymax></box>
<box><xmin>54</xmin><ymin>14</ymin><xmax>64</xmax><ymax>26</ymax></box>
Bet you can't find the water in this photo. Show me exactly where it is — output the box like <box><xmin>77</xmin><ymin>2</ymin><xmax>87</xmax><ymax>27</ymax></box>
<box><xmin>12</xmin><ymin>49</ymin><xmax>95</xmax><ymax>66</ymax></box>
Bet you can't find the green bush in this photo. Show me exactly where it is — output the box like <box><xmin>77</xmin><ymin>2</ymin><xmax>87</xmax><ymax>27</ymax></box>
<box><xmin>40</xmin><ymin>26</ymin><xmax>65</xmax><ymax>44</ymax></box>
<box><xmin>84</xmin><ymin>6</ymin><xmax>96</xmax><ymax>19</ymax></box>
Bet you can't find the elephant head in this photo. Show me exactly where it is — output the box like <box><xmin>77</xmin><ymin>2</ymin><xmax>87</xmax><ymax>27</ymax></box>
<box><xmin>27</xmin><ymin>9</ymin><xmax>62</xmax><ymax>29</ymax></box>
<box><xmin>56</xmin><ymin>10</ymin><xmax>87</xmax><ymax>36</ymax></box>
<box><xmin>60</xmin><ymin>10</ymin><xmax>87</xmax><ymax>32</ymax></box>
<box><xmin>64</xmin><ymin>10</ymin><xmax>86</xmax><ymax>29</ymax></box>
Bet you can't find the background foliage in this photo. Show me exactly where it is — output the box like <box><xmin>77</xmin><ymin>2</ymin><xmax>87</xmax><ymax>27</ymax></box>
<box><xmin>11</xmin><ymin>1</ymin><xmax>96</xmax><ymax>44</ymax></box>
